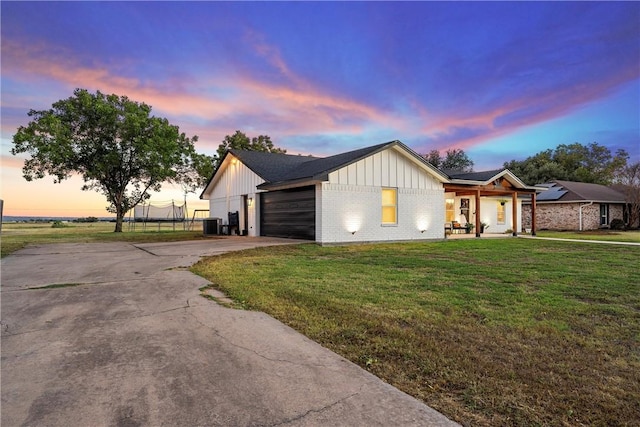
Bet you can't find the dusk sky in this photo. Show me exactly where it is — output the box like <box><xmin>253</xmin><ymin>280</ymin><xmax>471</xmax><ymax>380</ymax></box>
<box><xmin>2</xmin><ymin>1</ymin><xmax>639</xmax><ymax>218</ymax></box>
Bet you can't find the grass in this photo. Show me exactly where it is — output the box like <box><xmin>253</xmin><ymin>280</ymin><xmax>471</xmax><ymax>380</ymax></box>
<box><xmin>536</xmin><ymin>230</ymin><xmax>640</xmax><ymax>243</ymax></box>
<box><xmin>191</xmin><ymin>239</ymin><xmax>640</xmax><ymax>426</ymax></box>
<box><xmin>1</xmin><ymin>221</ymin><xmax>209</xmax><ymax>257</ymax></box>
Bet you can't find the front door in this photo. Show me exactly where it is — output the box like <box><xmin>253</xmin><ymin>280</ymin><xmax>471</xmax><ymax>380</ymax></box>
<box><xmin>241</xmin><ymin>195</ymin><xmax>249</xmax><ymax>235</ymax></box>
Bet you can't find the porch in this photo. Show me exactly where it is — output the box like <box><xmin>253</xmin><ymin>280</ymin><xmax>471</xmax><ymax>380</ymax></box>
<box><xmin>443</xmin><ymin>170</ymin><xmax>539</xmax><ymax>237</ymax></box>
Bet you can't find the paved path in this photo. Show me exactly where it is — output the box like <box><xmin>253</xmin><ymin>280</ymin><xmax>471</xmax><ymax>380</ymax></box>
<box><xmin>1</xmin><ymin>237</ymin><xmax>458</xmax><ymax>426</ymax></box>
<box><xmin>518</xmin><ymin>235</ymin><xmax>640</xmax><ymax>246</ymax></box>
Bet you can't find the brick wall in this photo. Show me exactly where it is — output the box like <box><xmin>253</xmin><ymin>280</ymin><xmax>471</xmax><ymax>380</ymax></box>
<box><xmin>522</xmin><ymin>204</ymin><xmax>532</xmax><ymax>229</ymax></box>
<box><xmin>317</xmin><ymin>183</ymin><xmax>445</xmax><ymax>244</ymax></box>
<box><xmin>522</xmin><ymin>202</ymin><xmax>625</xmax><ymax>230</ymax></box>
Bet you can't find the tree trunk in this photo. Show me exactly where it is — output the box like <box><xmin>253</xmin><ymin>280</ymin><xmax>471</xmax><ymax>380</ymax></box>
<box><xmin>114</xmin><ymin>211</ymin><xmax>124</xmax><ymax>232</ymax></box>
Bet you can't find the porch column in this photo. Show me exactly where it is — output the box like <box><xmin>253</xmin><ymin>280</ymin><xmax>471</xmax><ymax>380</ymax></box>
<box><xmin>475</xmin><ymin>190</ymin><xmax>481</xmax><ymax>238</ymax></box>
<box><xmin>512</xmin><ymin>191</ymin><xmax>518</xmax><ymax>236</ymax></box>
<box><xmin>531</xmin><ymin>193</ymin><xmax>537</xmax><ymax>236</ymax></box>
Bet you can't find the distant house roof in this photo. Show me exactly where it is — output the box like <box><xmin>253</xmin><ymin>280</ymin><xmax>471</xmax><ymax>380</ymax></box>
<box><xmin>535</xmin><ymin>180</ymin><xmax>626</xmax><ymax>203</ymax></box>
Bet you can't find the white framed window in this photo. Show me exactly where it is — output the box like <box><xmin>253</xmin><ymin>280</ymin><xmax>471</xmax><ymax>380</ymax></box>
<box><xmin>445</xmin><ymin>198</ymin><xmax>455</xmax><ymax>222</ymax></box>
<box><xmin>600</xmin><ymin>204</ymin><xmax>609</xmax><ymax>226</ymax></box>
<box><xmin>381</xmin><ymin>188</ymin><xmax>397</xmax><ymax>224</ymax></box>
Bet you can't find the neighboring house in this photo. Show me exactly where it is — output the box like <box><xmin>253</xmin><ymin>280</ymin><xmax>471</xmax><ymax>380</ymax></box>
<box><xmin>522</xmin><ymin>180</ymin><xmax>627</xmax><ymax>231</ymax></box>
<box><xmin>200</xmin><ymin>141</ymin><xmax>540</xmax><ymax>244</ymax></box>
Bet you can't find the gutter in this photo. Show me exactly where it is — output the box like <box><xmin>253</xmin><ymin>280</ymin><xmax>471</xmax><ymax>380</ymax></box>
<box><xmin>579</xmin><ymin>201</ymin><xmax>594</xmax><ymax>231</ymax></box>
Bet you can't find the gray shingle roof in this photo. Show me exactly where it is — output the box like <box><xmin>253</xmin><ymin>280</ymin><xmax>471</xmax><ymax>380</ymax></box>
<box><xmin>226</xmin><ymin>142</ymin><xmax>397</xmax><ymax>189</ymax></box>
<box><xmin>199</xmin><ymin>140</ymin><xmax>450</xmax><ymax>196</ymax></box>
<box><xmin>537</xmin><ymin>180</ymin><xmax>626</xmax><ymax>203</ymax></box>
<box><xmin>229</xmin><ymin>150</ymin><xmax>320</xmax><ymax>182</ymax></box>
<box><xmin>258</xmin><ymin>141</ymin><xmax>395</xmax><ymax>187</ymax></box>
<box><xmin>447</xmin><ymin>169</ymin><xmax>504</xmax><ymax>181</ymax></box>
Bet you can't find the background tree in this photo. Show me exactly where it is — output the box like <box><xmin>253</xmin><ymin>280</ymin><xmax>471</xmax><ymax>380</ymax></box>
<box><xmin>613</xmin><ymin>161</ymin><xmax>640</xmax><ymax>228</ymax></box>
<box><xmin>423</xmin><ymin>149</ymin><xmax>442</xmax><ymax>169</ymax></box>
<box><xmin>177</xmin><ymin>151</ymin><xmax>216</xmax><ymax>195</ymax></box>
<box><xmin>11</xmin><ymin>88</ymin><xmax>198</xmax><ymax>232</ymax></box>
<box><xmin>504</xmin><ymin>142</ymin><xmax>628</xmax><ymax>185</ymax></box>
<box><xmin>424</xmin><ymin>148</ymin><xmax>474</xmax><ymax>172</ymax></box>
<box><xmin>215</xmin><ymin>130</ymin><xmax>286</xmax><ymax>166</ymax></box>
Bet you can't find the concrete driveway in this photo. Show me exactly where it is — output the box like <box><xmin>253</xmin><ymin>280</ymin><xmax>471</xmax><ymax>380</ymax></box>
<box><xmin>1</xmin><ymin>237</ymin><xmax>458</xmax><ymax>426</ymax></box>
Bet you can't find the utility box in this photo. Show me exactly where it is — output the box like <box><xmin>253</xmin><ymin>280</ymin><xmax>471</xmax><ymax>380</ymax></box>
<box><xmin>203</xmin><ymin>218</ymin><xmax>221</xmax><ymax>236</ymax></box>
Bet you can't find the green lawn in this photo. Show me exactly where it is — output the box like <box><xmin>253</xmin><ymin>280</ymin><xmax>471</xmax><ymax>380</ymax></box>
<box><xmin>191</xmin><ymin>239</ymin><xmax>640</xmax><ymax>426</ymax></box>
<box><xmin>1</xmin><ymin>221</ymin><xmax>208</xmax><ymax>257</ymax></box>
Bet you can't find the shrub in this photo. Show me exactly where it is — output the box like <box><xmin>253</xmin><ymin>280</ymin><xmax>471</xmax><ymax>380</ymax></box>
<box><xmin>51</xmin><ymin>220</ymin><xmax>67</xmax><ymax>228</ymax></box>
<box><xmin>73</xmin><ymin>216</ymin><xmax>99</xmax><ymax>223</ymax></box>
<box><xmin>609</xmin><ymin>218</ymin><xmax>625</xmax><ymax>230</ymax></box>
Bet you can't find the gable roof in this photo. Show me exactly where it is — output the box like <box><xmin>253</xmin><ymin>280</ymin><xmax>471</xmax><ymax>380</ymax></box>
<box><xmin>200</xmin><ymin>140</ymin><xmax>449</xmax><ymax>197</ymax></box>
<box><xmin>447</xmin><ymin>169</ymin><xmax>506</xmax><ymax>182</ymax></box>
<box><xmin>446</xmin><ymin>168</ymin><xmax>541</xmax><ymax>191</ymax></box>
<box><xmin>258</xmin><ymin>140</ymin><xmax>448</xmax><ymax>190</ymax></box>
<box><xmin>536</xmin><ymin>180</ymin><xmax>626</xmax><ymax>203</ymax></box>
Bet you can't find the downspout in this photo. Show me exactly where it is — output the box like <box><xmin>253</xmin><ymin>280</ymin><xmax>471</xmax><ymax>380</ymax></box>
<box><xmin>579</xmin><ymin>201</ymin><xmax>593</xmax><ymax>231</ymax></box>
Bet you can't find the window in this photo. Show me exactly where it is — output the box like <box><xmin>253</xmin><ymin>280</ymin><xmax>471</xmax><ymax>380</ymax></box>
<box><xmin>381</xmin><ymin>188</ymin><xmax>397</xmax><ymax>224</ymax></box>
<box><xmin>600</xmin><ymin>204</ymin><xmax>609</xmax><ymax>226</ymax></box>
<box><xmin>497</xmin><ymin>202</ymin><xmax>506</xmax><ymax>225</ymax></box>
<box><xmin>445</xmin><ymin>198</ymin><xmax>455</xmax><ymax>222</ymax></box>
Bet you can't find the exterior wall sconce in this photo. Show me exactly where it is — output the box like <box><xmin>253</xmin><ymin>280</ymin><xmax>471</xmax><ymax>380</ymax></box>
<box><xmin>345</xmin><ymin>215</ymin><xmax>362</xmax><ymax>235</ymax></box>
<box><xmin>416</xmin><ymin>217</ymin><xmax>429</xmax><ymax>234</ymax></box>
<box><xmin>248</xmin><ymin>197</ymin><xmax>253</xmax><ymax>207</ymax></box>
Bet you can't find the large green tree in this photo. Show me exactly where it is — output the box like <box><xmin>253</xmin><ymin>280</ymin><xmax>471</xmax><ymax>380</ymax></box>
<box><xmin>424</xmin><ymin>148</ymin><xmax>474</xmax><ymax>172</ymax></box>
<box><xmin>215</xmin><ymin>130</ymin><xmax>286</xmax><ymax>166</ymax></box>
<box><xmin>504</xmin><ymin>142</ymin><xmax>628</xmax><ymax>185</ymax></box>
<box><xmin>11</xmin><ymin>88</ymin><xmax>198</xmax><ymax>232</ymax></box>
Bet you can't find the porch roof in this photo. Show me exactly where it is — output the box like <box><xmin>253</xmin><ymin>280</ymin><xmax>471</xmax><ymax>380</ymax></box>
<box><xmin>444</xmin><ymin>169</ymin><xmax>544</xmax><ymax>195</ymax></box>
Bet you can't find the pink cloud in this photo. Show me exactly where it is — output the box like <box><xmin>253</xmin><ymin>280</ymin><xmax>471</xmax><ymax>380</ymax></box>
<box><xmin>2</xmin><ymin>40</ymin><xmax>241</xmax><ymax>120</ymax></box>
<box><xmin>2</xmin><ymin>37</ymin><xmax>407</xmax><ymax>145</ymax></box>
<box><xmin>418</xmin><ymin>64</ymin><xmax>639</xmax><ymax>153</ymax></box>
<box><xmin>5</xmin><ymin>31</ymin><xmax>635</xmax><ymax>161</ymax></box>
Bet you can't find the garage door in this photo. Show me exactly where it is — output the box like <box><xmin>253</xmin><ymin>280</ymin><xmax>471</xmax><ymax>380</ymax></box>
<box><xmin>260</xmin><ymin>186</ymin><xmax>315</xmax><ymax>240</ymax></box>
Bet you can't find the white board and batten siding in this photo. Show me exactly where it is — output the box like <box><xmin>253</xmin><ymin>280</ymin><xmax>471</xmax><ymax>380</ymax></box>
<box><xmin>207</xmin><ymin>158</ymin><xmax>264</xmax><ymax>236</ymax></box>
<box><xmin>327</xmin><ymin>148</ymin><xmax>442</xmax><ymax>190</ymax></box>
<box><xmin>319</xmin><ymin>148</ymin><xmax>446</xmax><ymax>244</ymax></box>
